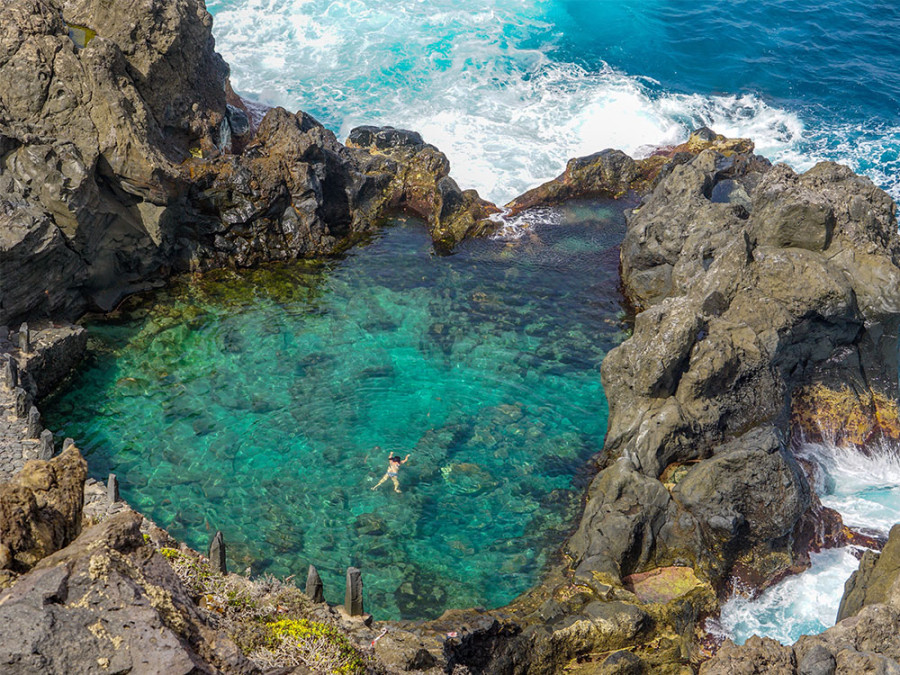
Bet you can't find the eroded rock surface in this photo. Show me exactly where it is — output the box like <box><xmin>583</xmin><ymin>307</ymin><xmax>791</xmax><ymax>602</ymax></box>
<box><xmin>0</xmin><ymin>510</ymin><xmax>257</xmax><ymax>674</ymax></box>
<box><xmin>0</xmin><ymin>445</ymin><xmax>86</xmax><ymax>577</ymax></box>
<box><xmin>0</xmin><ymin>0</ymin><xmax>498</xmax><ymax>325</ymax></box>
<box><xmin>571</xmin><ymin>141</ymin><xmax>900</xmax><ymax>590</ymax></box>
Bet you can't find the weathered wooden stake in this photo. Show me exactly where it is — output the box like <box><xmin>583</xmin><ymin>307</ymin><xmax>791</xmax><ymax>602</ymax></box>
<box><xmin>306</xmin><ymin>564</ymin><xmax>324</xmax><ymax>603</ymax></box>
<box><xmin>18</xmin><ymin>323</ymin><xmax>30</xmax><ymax>353</ymax></box>
<box><xmin>107</xmin><ymin>473</ymin><xmax>120</xmax><ymax>504</ymax></box>
<box><xmin>38</xmin><ymin>429</ymin><xmax>54</xmax><ymax>460</ymax></box>
<box><xmin>345</xmin><ymin>567</ymin><xmax>363</xmax><ymax>616</ymax></box>
<box><xmin>26</xmin><ymin>405</ymin><xmax>41</xmax><ymax>439</ymax></box>
<box><xmin>209</xmin><ymin>531</ymin><xmax>226</xmax><ymax>574</ymax></box>
<box><xmin>2</xmin><ymin>358</ymin><xmax>17</xmax><ymax>389</ymax></box>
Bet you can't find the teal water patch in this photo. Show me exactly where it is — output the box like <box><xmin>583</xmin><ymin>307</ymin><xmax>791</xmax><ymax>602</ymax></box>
<box><xmin>45</xmin><ymin>204</ymin><xmax>626</xmax><ymax>620</ymax></box>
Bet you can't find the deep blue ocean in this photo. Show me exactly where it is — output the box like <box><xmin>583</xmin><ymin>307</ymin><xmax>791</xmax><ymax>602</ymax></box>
<box><xmin>207</xmin><ymin>0</ymin><xmax>900</xmax><ymax>205</ymax></box>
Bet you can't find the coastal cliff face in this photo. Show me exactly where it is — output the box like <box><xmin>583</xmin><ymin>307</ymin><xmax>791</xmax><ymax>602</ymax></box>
<box><xmin>2</xmin><ymin>0</ymin><xmax>900</xmax><ymax>673</ymax></box>
<box><xmin>570</xmin><ymin>145</ymin><xmax>900</xmax><ymax>591</ymax></box>
<box><xmin>0</xmin><ymin>0</ymin><xmax>496</xmax><ymax>325</ymax></box>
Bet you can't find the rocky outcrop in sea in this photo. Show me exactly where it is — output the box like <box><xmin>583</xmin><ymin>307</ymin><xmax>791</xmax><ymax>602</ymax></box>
<box><xmin>1</xmin><ymin>0</ymin><xmax>900</xmax><ymax>673</ymax></box>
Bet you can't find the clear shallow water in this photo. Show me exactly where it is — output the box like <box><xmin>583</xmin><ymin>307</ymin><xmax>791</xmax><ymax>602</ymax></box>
<box><xmin>718</xmin><ymin>440</ymin><xmax>900</xmax><ymax>645</ymax></box>
<box><xmin>207</xmin><ymin>0</ymin><xmax>900</xmax><ymax>204</ymax></box>
<box><xmin>45</xmin><ymin>205</ymin><xmax>627</xmax><ymax>620</ymax></box>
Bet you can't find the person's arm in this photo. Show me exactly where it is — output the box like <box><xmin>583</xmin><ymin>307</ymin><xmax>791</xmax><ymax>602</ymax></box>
<box><xmin>401</xmin><ymin>454</ymin><xmax>410</xmax><ymax>464</ymax></box>
<box><xmin>389</xmin><ymin>451</ymin><xmax>394</xmax><ymax>459</ymax></box>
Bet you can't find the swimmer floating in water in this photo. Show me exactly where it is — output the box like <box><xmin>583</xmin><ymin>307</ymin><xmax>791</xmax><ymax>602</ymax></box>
<box><xmin>371</xmin><ymin>450</ymin><xmax>410</xmax><ymax>493</ymax></box>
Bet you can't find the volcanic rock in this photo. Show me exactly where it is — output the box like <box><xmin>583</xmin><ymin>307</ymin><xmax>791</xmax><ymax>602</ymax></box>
<box><xmin>0</xmin><ymin>445</ymin><xmax>86</xmax><ymax>574</ymax></box>
<box><xmin>837</xmin><ymin>523</ymin><xmax>900</xmax><ymax>621</ymax></box>
<box><xmin>0</xmin><ymin>510</ymin><xmax>257</xmax><ymax>674</ymax></box>
<box><xmin>0</xmin><ymin>0</ymin><xmax>499</xmax><ymax>326</ymax></box>
<box><xmin>568</xmin><ymin>140</ymin><xmax>900</xmax><ymax>592</ymax></box>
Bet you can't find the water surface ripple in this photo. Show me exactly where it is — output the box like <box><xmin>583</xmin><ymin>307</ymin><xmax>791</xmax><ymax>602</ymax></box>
<box><xmin>46</xmin><ymin>206</ymin><xmax>625</xmax><ymax>619</ymax></box>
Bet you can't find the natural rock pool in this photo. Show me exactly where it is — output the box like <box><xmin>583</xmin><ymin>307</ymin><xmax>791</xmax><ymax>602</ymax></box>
<box><xmin>45</xmin><ymin>202</ymin><xmax>628</xmax><ymax>620</ymax></box>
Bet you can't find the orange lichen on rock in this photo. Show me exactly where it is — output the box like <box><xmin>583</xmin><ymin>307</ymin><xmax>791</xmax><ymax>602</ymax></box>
<box><xmin>791</xmin><ymin>384</ymin><xmax>900</xmax><ymax>447</ymax></box>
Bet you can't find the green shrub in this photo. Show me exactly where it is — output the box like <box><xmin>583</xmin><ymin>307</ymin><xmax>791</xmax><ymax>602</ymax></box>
<box><xmin>248</xmin><ymin>619</ymin><xmax>365</xmax><ymax>674</ymax></box>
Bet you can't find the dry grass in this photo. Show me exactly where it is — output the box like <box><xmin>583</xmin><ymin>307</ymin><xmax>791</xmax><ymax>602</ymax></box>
<box><xmin>158</xmin><ymin>547</ymin><xmax>367</xmax><ymax>674</ymax></box>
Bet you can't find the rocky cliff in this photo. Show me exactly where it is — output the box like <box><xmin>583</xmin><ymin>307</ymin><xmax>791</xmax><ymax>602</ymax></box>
<box><xmin>0</xmin><ymin>0</ymin><xmax>496</xmax><ymax>325</ymax></box>
<box><xmin>571</xmin><ymin>142</ymin><xmax>900</xmax><ymax>592</ymax></box>
<box><xmin>2</xmin><ymin>0</ymin><xmax>900</xmax><ymax>672</ymax></box>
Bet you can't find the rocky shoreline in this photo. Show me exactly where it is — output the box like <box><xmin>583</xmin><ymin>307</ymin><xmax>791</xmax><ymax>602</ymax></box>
<box><xmin>2</xmin><ymin>0</ymin><xmax>900</xmax><ymax>673</ymax></box>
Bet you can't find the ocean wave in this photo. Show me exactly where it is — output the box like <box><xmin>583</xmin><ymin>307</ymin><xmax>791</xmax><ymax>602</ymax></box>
<box><xmin>798</xmin><ymin>440</ymin><xmax>900</xmax><ymax>535</ymax></box>
<box><xmin>208</xmin><ymin>0</ymin><xmax>900</xmax><ymax>205</ymax></box>
<box><xmin>714</xmin><ymin>547</ymin><xmax>862</xmax><ymax>646</ymax></box>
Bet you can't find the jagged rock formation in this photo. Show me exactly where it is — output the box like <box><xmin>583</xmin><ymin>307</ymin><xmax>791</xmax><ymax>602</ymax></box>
<box><xmin>0</xmin><ymin>509</ymin><xmax>258</xmax><ymax>674</ymax></box>
<box><xmin>503</xmin><ymin>129</ymin><xmax>754</xmax><ymax>216</ymax></box>
<box><xmin>0</xmin><ymin>0</ymin><xmax>496</xmax><ymax>325</ymax></box>
<box><xmin>0</xmin><ymin>0</ymin><xmax>228</xmax><ymax>321</ymax></box>
<box><xmin>838</xmin><ymin>524</ymin><xmax>900</xmax><ymax>621</ymax></box>
<box><xmin>569</xmin><ymin>141</ymin><xmax>900</xmax><ymax>592</ymax></box>
<box><xmin>0</xmin><ymin>445</ymin><xmax>85</xmax><ymax>580</ymax></box>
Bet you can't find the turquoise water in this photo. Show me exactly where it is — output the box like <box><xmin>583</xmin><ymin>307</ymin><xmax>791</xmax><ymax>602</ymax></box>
<box><xmin>207</xmin><ymin>0</ymin><xmax>900</xmax><ymax>204</ymax></box>
<box><xmin>45</xmin><ymin>205</ymin><xmax>627</xmax><ymax>619</ymax></box>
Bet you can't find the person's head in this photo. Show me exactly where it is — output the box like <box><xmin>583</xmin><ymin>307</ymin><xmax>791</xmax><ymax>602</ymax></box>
<box><xmin>391</xmin><ymin>456</ymin><xmax>401</xmax><ymax>464</ymax></box>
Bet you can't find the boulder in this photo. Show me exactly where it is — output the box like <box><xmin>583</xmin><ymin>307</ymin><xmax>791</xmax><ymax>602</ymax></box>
<box><xmin>0</xmin><ymin>445</ymin><xmax>87</xmax><ymax>572</ymax></box>
<box><xmin>700</xmin><ymin>636</ymin><xmax>795</xmax><ymax>674</ymax></box>
<box><xmin>837</xmin><ymin>523</ymin><xmax>900</xmax><ymax>621</ymax></box>
<box><xmin>671</xmin><ymin>427</ymin><xmax>810</xmax><ymax>581</ymax></box>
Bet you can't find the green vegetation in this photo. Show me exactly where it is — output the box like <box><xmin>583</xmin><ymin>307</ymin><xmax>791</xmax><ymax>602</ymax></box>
<box><xmin>249</xmin><ymin>619</ymin><xmax>365</xmax><ymax>673</ymax></box>
<box><xmin>155</xmin><ymin>544</ymin><xmax>367</xmax><ymax>673</ymax></box>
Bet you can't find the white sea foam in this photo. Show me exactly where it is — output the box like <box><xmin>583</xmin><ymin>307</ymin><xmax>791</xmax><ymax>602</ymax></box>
<box><xmin>799</xmin><ymin>441</ymin><xmax>900</xmax><ymax>535</ymax></box>
<box><xmin>717</xmin><ymin>440</ymin><xmax>900</xmax><ymax>645</ymax></box>
<box><xmin>715</xmin><ymin>547</ymin><xmax>863</xmax><ymax>646</ymax></box>
<box><xmin>206</xmin><ymin>0</ymin><xmax>897</xmax><ymax>206</ymax></box>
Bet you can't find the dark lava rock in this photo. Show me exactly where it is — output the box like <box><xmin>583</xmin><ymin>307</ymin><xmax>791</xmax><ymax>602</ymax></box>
<box><xmin>700</xmin><ymin>636</ymin><xmax>795</xmax><ymax>674</ymax></box>
<box><xmin>0</xmin><ymin>510</ymin><xmax>257</xmax><ymax>674</ymax></box>
<box><xmin>0</xmin><ymin>0</ymin><xmax>499</xmax><ymax>326</ymax></box>
<box><xmin>569</xmin><ymin>140</ymin><xmax>900</xmax><ymax>592</ymax></box>
<box><xmin>797</xmin><ymin>644</ymin><xmax>836</xmax><ymax>675</ymax></box>
<box><xmin>598</xmin><ymin>649</ymin><xmax>643</xmax><ymax>675</ymax></box>
<box><xmin>0</xmin><ymin>0</ymin><xmax>228</xmax><ymax>324</ymax></box>
<box><xmin>837</xmin><ymin>523</ymin><xmax>900</xmax><ymax>621</ymax></box>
